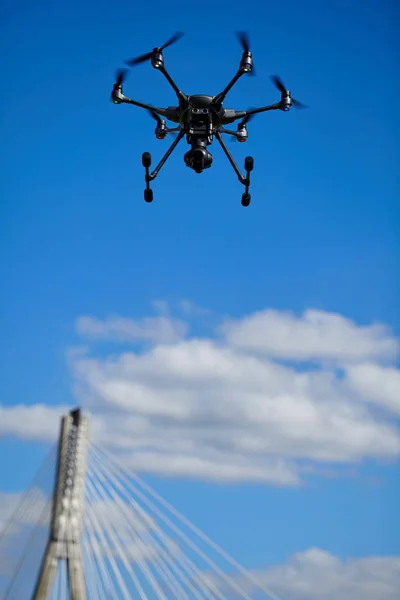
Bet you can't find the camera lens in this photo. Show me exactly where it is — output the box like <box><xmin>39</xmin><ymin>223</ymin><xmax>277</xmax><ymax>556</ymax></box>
<box><xmin>184</xmin><ymin>145</ymin><xmax>213</xmax><ymax>172</ymax></box>
<box><xmin>192</xmin><ymin>149</ymin><xmax>204</xmax><ymax>161</ymax></box>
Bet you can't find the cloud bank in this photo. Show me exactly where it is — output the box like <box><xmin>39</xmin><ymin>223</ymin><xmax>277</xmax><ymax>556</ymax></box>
<box><xmin>223</xmin><ymin>547</ymin><xmax>400</xmax><ymax>600</ymax></box>
<box><xmin>1</xmin><ymin>304</ymin><xmax>400</xmax><ymax>485</ymax></box>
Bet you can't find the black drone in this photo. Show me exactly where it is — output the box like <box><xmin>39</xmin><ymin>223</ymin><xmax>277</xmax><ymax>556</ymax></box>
<box><xmin>111</xmin><ymin>32</ymin><xmax>305</xmax><ymax>206</ymax></box>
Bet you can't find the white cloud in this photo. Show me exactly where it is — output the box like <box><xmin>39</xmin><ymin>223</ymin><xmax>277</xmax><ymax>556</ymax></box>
<box><xmin>345</xmin><ymin>363</ymin><xmax>400</xmax><ymax>415</ymax></box>
<box><xmin>220</xmin><ymin>309</ymin><xmax>399</xmax><ymax>362</ymax></box>
<box><xmin>121</xmin><ymin>451</ymin><xmax>300</xmax><ymax>485</ymax></box>
<box><xmin>2</xmin><ymin>305</ymin><xmax>400</xmax><ymax>485</ymax></box>
<box><xmin>69</xmin><ymin>336</ymin><xmax>400</xmax><ymax>476</ymax></box>
<box><xmin>76</xmin><ymin>314</ymin><xmax>188</xmax><ymax>345</ymax></box>
<box><xmin>179</xmin><ymin>299</ymin><xmax>211</xmax><ymax>317</ymax></box>
<box><xmin>0</xmin><ymin>403</ymin><xmax>69</xmax><ymax>442</ymax></box>
<box><xmin>225</xmin><ymin>547</ymin><xmax>400</xmax><ymax>600</ymax></box>
<box><xmin>150</xmin><ymin>299</ymin><xmax>170</xmax><ymax>316</ymax></box>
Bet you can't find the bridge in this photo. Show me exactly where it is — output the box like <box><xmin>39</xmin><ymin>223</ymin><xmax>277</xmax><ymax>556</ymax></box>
<box><xmin>0</xmin><ymin>408</ymin><xmax>281</xmax><ymax>599</ymax></box>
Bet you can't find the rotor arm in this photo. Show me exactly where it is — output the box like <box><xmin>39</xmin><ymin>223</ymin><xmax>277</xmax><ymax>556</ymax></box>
<box><xmin>221</xmin><ymin>102</ymin><xmax>282</xmax><ymax>125</ymax></box>
<box><xmin>242</xmin><ymin>102</ymin><xmax>281</xmax><ymax>117</ymax></box>
<box><xmin>213</xmin><ymin>69</ymin><xmax>247</xmax><ymax>110</ymax></box>
<box><xmin>125</xmin><ymin>97</ymin><xmax>179</xmax><ymax>121</ymax></box>
<box><xmin>159</xmin><ymin>65</ymin><xmax>188</xmax><ymax>106</ymax></box>
<box><xmin>111</xmin><ymin>88</ymin><xmax>179</xmax><ymax>121</ymax></box>
<box><xmin>212</xmin><ymin>33</ymin><xmax>255</xmax><ymax>109</ymax></box>
<box><xmin>219</xmin><ymin>128</ymin><xmax>238</xmax><ymax>136</ymax></box>
<box><xmin>124</xmin><ymin>96</ymin><xmax>167</xmax><ymax>115</ymax></box>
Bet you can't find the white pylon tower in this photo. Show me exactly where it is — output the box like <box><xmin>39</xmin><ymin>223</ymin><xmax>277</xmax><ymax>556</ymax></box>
<box><xmin>32</xmin><ymin>408</ymin><xmax>89</xmax><ymax>600</ymax></box>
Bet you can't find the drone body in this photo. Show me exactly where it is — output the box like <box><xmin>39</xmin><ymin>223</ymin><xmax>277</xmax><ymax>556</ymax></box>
<box><xmin>111</xmin><ymin>32</ymin><xmax>305</xmax><ymax>206</ymax></box>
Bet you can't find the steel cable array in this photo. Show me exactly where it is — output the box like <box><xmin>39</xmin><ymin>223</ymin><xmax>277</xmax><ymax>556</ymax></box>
<box><xmin>1</xmin><ymin>436</ymin><xmax>283</xmax><ymax>600</ymax></box>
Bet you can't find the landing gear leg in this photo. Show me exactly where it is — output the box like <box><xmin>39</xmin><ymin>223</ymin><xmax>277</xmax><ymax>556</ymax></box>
<box><xmin>215</xmin><ymin>132</ymin><xmax>254</xmax><ymax>207</ymax></box>
<box><xmin>141</xmin><ymin>130</ymin><xmax>186</xmax><ymax>203</ymax></box>
<box><xmin>241</xmin><ymin>156</ymin><xmax>253</xmax><ymax>207</ymax></box>
<box><xmin>142</xmin><ymin>152</ymin><xmax>153</xmax><ymax>203</ymax></box>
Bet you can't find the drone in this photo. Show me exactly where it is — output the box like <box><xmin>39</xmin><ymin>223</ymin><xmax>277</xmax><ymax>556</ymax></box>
<box><xmin>111</xmin><ymin>32</ymin><xmax>305</xmax><ymax>206</ymax></box>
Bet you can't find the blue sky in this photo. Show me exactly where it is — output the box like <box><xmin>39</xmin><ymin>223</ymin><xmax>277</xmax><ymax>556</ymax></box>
<box><xmin>1</xmin><ymin>0</ymin><xmax>399</xmax><ymax>597</ymax></box>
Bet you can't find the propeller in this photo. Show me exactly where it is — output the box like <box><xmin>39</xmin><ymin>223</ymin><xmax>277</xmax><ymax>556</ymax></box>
<box><xmin>240</xmin><ymin>112</ymin><xmax>254</xmax><ymax>126</ymax></box>
<box><xmin>125</xmin><ymin>32</ymin><xmax>184</xmax><ymax>66</ymax></box>
<box><xmin>147</xmin><ymin>108</ymin><xmax>163</xmax><ymax>124</ymax></box>
<box><xmin>236</xmin><ymin>31</ymin><xmax>251</xmax><ymax>53</ymax></box>
<box><xmin>235</xmin><ymin>31</ymin><xmax>255</xmax><ymax>76</ymax></box>
<box><xmin>271</xmin><ymin>75</ymin><xmax>307</xmax><ymax>108</ymax></box>
<box><xmin>114</xmin><ymin>68</ymin><xmax>128</xmax><ymax>87</ymax></box>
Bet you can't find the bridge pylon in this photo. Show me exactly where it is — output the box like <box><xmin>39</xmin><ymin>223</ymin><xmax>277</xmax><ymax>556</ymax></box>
<box><xmin>32</xmin><ymin>408</ymin><xmax>89</xmax><ymax>600</ymax></box>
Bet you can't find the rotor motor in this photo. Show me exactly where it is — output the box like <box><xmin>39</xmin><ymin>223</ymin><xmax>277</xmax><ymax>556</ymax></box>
<box><xmin>151</xmin><ymin>50</ymin><xmax>164</xmax><ymax>69</ymax></box>
<box><xmin>236</xmin><ymin>123</ymin><xmax>248</xmax><ymax>142</ymax></box>
<box><xmin>112</xmin><ymin>88</ymin><xmax>123</xmax><ymax>104</ymax></box>
<box><xmin>111</xmin><ymin>69</ymin><xmax>128</xmax><ymax>104</ymax></box>
<box><xmin>240</xmin><ymin>52</ymin><xmax>252</xmax><ymax>74</ymax></box>
<box><xmin>155</xmin><ymin>120</ymin><xmax>167</xmax><ymax>139</ymax></box>
<box><xmin>125</xmin><ymin>33</ymin><xmax>184</xmax><ymax>70</ymax></box>
<box><xmin>281</xmin><ymin>90</ymin><xmax>292</xmax><ymax>111</ymax></box>
<box><xmin>236</xmin><ymin>32</ymin><xmax>255</xmax><ymax>76</ymax></box>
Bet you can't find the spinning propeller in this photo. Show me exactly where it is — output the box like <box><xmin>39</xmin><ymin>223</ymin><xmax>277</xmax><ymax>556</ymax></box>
<box><xmin>236</xmin><ymin>31</ymin><xmax>251</xmax><ymax>54</ymax></box>
<box><xmin>236</xmin><ymin>31</ymin><xmax>255</xmax><ymax>76</ymax></box>
<box><xmin>125</xmin><ymin>32</ymin><xmax>184</xmax><ymax>66</ymax></box>
<box><xmin>271</xmin><ymin>75</ymin><xmax>307</xmax><ymax>108</ymax></box>
<box><xmin>239</xmin><ymin>112</ymin><xmax>255</xmax><ymax>126</ymax></box>
<box><xmin>111</xmin><ymin>69</ymin><xmax>129</xmax><ymax>103</ymax></box>
<box><xmin>113</xmin><ymin>69</ymin><xmax>128</xmax><ymax>90</ymax></box>
<box><xmin>147</xmin><ymin>109</ymin><xmax>163</xmax><ymax>124</ymax></box>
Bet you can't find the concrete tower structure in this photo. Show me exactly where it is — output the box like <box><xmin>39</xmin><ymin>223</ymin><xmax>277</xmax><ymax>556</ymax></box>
<box><xmin>32</xmin><ymin>408</ymin><xmax>89</xmax><ymax>600</ymax></box>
